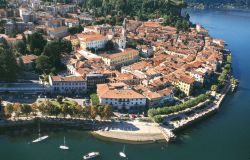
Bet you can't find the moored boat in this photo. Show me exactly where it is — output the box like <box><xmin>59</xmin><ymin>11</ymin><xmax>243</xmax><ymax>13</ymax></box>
<box><xmin>83</xmin><ymin>152</ymin><xmax>100</xmax><ymax>159</ymax></box>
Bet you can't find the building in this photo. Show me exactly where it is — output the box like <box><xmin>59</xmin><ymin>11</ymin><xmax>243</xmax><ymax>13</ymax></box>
<box><xmin>18</xmin><ymin>54</ymin><xmax>38</xmax><ymax>70</ymax></box>
<box><xmin>136</xmin><ymin>45</ymin><xmax>154</xmax><ymax>58</ymax></box>
<box><xmin>143</xmin><ymin>87</ymin><xmax>174</xmax><ymax>108</ymax></box>
<box><xmin>30</xmin><ymin>0</ymin><xmax>41</xmax><ymax>10</ymax></box>
<box><xmin>49</xmin><ymin>75</ymin><xmax>87</xmax><ymax>94</ymax></box>
<box><xmin>47</xmin><ymin>26</ymin><xmax>68</xmax><ymax>39</ymax></box>
<box><xmin>171</xmin><ymin>73</ymin><xmax>195</xmax><ymax>96</ymax></box>
<box><xmin>97</xmin><ymin>83</ymin><xmax>147</xmax><ymax>113</ymax></box>
<box><xmin>101</xmin><ymin>48</ymin><xmax>140</xmax><ymax>68</ymax></box>
<box><xmin>22</xmin><ymin>11</ymin><xmax>36</xmax><ymax>23</ymax></box>
<box><xmin>4</xmin><ymin>21</ymin><xmax>15</xmax><ymax>35</ymax></box>
<box><xmin>86</xmin><ymin>73</ymin><xmax>106</xmax><ymax>90</ymax></box>
<box><xmin>65</xmin><ymin>18</ymin><xmax>79</xmax><ymax>28</ymax></box>
<box><xmin>78</xmin><ymin>32</ymin><xmax>108</xmax><ymax>50</ymax></box>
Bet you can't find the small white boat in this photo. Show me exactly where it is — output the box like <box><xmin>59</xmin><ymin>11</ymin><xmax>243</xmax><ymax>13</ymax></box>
<box><xmin>83</xmin><ymin>152</ymin><xmax>100</xmax><ymax>159</ymax></box>
<box><xmin>32</xmin><ymin>124</ymin><xmax>49</xmax><ymax>143</ymax></box>
<box><xmin>59</xmin><ymin>136</ymin><xmax>69</xmax><ymax>150</ymax></box>
<box><xmin>32</xmin><ymin>135</ymin><xmax>49</xmax><ymax>143</ymax></box>
<box><xmin>119</xmin><ymin>145</ymin><xmax>127</xmax><ymax>158</ymax></box>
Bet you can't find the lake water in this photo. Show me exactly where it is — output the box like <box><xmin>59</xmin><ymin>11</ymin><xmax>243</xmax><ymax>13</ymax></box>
<box><xmin>1</xmin><ymin>9</ymin><xmax>250</xmax><ymax>160</ymax></box>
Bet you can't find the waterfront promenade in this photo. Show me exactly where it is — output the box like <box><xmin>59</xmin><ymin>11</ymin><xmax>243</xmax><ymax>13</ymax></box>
<box><xmin>93</xmin><ymin>85</ymin><xmax>232</xmax><ymax>143</ymax></box>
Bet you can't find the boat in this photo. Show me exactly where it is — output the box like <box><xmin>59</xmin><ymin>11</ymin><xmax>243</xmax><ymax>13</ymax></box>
<box><xmin>32</xmin><ymin>123</ymin><xmax>49</xmax><ymax>143</ymax></box>
<box><xmin>83</xmin><ymin>152</ymin><xmax>100</xmax><ymax>159</ymax></box>
<box><xmin>119</xmin><ymin>145</ymin><xmax>127</xmax><ymax>158</ymax></box>
<box><xmin>59</xmin><ymin>136</ymin><xmax>69</xmax><ymax>150</ymax></box>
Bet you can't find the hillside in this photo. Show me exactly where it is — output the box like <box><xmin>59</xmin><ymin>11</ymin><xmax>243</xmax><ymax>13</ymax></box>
<box><xmin>186</xmin><ymin>0</ymin><xmax>250</xmax><ymax>9</ymax></box>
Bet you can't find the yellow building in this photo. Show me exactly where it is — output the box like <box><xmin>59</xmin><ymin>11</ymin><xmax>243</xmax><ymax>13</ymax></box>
<box><xmin>101</xmin><ymin>48</ymin><xmax>140</xmax><ymax>68</ymax></box>
<box><xmin>171</xmin><ymin>74</ymin><xmax>195</xmax><ymax>96</ymax></box>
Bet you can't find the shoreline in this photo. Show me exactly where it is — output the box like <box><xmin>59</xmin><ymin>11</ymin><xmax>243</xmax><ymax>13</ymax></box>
<box><xmin>0</xmin><ymin>85</ymin><xmax>232</xmax><ymax>144</ymax></box>
<box><xmin>92</xmin><ymin>85</ymin><xmax>232</xmax><ymax>144</ymax></box>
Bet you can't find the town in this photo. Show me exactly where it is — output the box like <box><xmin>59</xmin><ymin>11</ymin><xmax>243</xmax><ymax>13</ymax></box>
<box><xmin>0</xmin><ymin>0</ymin><xmax>238</xmax><ymax>143</ymax></box>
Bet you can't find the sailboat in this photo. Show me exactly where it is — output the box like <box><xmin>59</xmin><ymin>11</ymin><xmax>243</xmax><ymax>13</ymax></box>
<box><xmin>32</xmin><ymin>123</ymin><xmax>49</xmax><ymax>143</ymax></box>
<box><xmin>59</xmin><ymin>136</ymin><xmax>69</xmax><ymax>150</ymax></box>
<box><xmin>119</xmin><ymin>145</ymin><xmax>127</xmax><ymax>158</ymax></box>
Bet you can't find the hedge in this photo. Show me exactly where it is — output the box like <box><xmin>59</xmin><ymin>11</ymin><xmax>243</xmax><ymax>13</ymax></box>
<box><xmin>148</xmin><ymin>93</ymin><xmax>210</xmax><ymax>118</ymax></box>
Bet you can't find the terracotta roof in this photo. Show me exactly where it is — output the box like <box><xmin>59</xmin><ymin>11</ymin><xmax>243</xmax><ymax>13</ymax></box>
<box><xmin>97</xmin><ymin>83</ymin><xmax>145</xmax><ymax>99</ymax></box>
<box><xmin>21</xmin><ymin>55</ymin><xmax>38</xmax><ymax>64</ymax></box>
<box><xmin>101</xmin><ymin>48</ymin><xmax>139</xmax><ymax>59</ymax></box>
<box><xmin>51</xmin><ymin>76</ymin><xmax>85</xmax><ymax>82</ymax></box>
<box><xmin>77</xmin><ymin>32</ymin><xmax>107</xmax><ymax>42</ymax></box>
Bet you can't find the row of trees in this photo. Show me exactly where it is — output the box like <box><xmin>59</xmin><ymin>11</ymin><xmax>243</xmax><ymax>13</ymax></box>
<box><xmin>148</xmin><ymin>93</ymin><xmax>210</xmax><ymax>122</ymax></box>
<box><xmin>3</xmin><ymin>100</ymin><xmax>113</xmax><ymax>121</ymax></box>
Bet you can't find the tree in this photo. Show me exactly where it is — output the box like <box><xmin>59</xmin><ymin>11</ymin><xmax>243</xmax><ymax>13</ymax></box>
<box><xmin>56</xmin><ymin>96</ymin><xmax>63</xmax><ymax>104</ymax></box>
<box><xmin>13</xmin><ymin>103</ymin><xmax>21</xmax><ymax>117</ymax></box>
<box><xmin>104</xmin><ymin>40</ymin><xmax>115</xmax><ymax>51</ymax></box>
<box><xmin>227</xmin><ymin>54</ymin><xmax>232</xmax><ymax>63</ymax></box>
<box><xmin>211</xmin><ymin>85</ymin><xmax>218</xmax><ymax>92</ymax></box>
<box><xmin>43</xmin><ymin>41</ymin><xmax>61</xmax><ymax>70</ymax></box>
<box><xmin>103</xmin><ymin>105</ymin><xmax>113</xmax><ymax>120</ymax></box>
<box><xmin>14</xmin><ymin>41</ymin><xmax>27</xmax><ymax>55</ymax></box>
<box><xmin>72</xmin><ymin>104</ymin><xmax>83</xmax><ymax>118</ymax></box>
<box><xmin>31</xmin><ymin>103</ymin><xmax>38</xmax><ymax>111</ymax></box>
<box><xmin>68</xmin><ymin>27</ymin><xmax>78</xmax><ymax>35</ymax></box>
<box><xmin>38</xmin><ymin>102</ymin><xmax>49</xmax><ymax>116</ymax></box>
<box><xmin>28</xmin><ymin>32</ymin><xmax>47</xmax><ymax>55</ymax></box>
<box><xmin>82</xmin><ymin>106</ymin><xmax>91</xmax><ymax>119</ymax></box>
<box><xmin>4</xmin><ymin>104</ymin><xmax>13</xmax><ymax>117</ymax></box>
<box><xmin>35</xmin><ymin>55</ymin><xmax>52</xmax><ymax>74</ymax></box>
<box><xmin>48</xmin><ymin>103</ymin><xmax>61</xmax><ymax>118</ymax></box>
<box><xmin>97</xmin><ymin>106</ymin><xmax>105</xmax><ymax>120</ymax></box>
<box><xmin>60</xmin><ymin>39</ymin><xmax>72</xmax><ymax>53</ymax></box>
<box><xmin>0</xmin><ymin>47</ymin><xmax>20</xmax><ymax>82</ymax></box>
<box><xmin>21</xmin><ymin>104</ymin><xmax>32</xmax><ymax>117</ymax></box>
<box><xmin>90</xmin><ymin>106</ymin><xmax>98</xmax><ymax>120</ymax></box>
<box><xmin>61</xmin><ymin>104</ymin><xmax>72</xmax><ymax>118</ymax></box>
<box><xmin>153</xmin><ymin>115</ymin><xmax>163</xmax><ymax>123</ymax></box>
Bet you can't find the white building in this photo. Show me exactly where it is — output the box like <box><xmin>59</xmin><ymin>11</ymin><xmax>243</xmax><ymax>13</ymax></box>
<box><xmin>47</xmin><ymin>26</ymin><xmax>68</xmax><ymax>39</ymax></box>
<box><xmin>78</xmin><ymin>32</ymin><xmax>108</xmax><ymax>50</ymax></box>
<box><xmin>97</xmin><ymin>83</ymin><xmax>147</xmax><ymax>113</ymax></box>
<box><xmin>49</xmin><ymin>75</ymin><xmax>87</xmax><ymax>94</ymax></box>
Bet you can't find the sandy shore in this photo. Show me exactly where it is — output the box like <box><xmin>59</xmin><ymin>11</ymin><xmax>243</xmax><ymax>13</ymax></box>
<box><xmin>92</xmin><ymin>121</ymin><xmax>166</xmax><ymax>143</ymax></box>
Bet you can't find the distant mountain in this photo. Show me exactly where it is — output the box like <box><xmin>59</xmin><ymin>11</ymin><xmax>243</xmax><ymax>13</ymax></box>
<box><xmin>186</xmin><ymin>0</ymin><xmax>250</xmax><ymax>9</ymax></box>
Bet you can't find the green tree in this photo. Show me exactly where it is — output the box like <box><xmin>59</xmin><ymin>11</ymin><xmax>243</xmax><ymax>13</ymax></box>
<box><xmin>4</xmin><ymin>104</ymin><xmax>13</xmax><ymax>117</ymax></box>
<box><xmin>90</xmin><ymin>106</ymin><xmax>98</xmax><ymax>120</ymax></box>
<box><xmin>21</xmin><ymin>104</ymin><xmax>32</xmax><ymax>117</ymax></box>
<box><xmin>68</xmin><ymin>27</ymin><xmax>78</xmax><ymax>35</ymax></box>
<box><xmin>82</xmin><ymin>106</ymin><xmax>91</xmax><ymax>119</ymax></box>
<box><xmin>211</xmin><ymin>85</ymin><xmax>218</xmax><ymax>92</ymax></box>
<box><xmin>104</xmin><ymin>40</ymin><xmax>115</xmax><ymax>51</ymax></box>
<box><xmin>43</xmin><ymin>41</ymin><xmax>61</xmax><ymax>70</ymax></box>
<box><xmin>28</xmin><ymin>32</ymin><xmax>47</xmax><ymax>55</ymax></box>
<box><xmin>35</xmin><ymin>55</ymin><xmax>52</xmax><ymax>74</ymax></box>
<box><xmin>13</xmin><ymin>103</ymin><xmax>21</xmax><ymax>118</ymax></box>
<box><xmin>14</xmin><ymin>41</ymin><xmax>27</xmax><ymax>55</ymax></box>
<box><xmin>0</xmin><ymin>47</ymin><xmax>20</xmax><ymax>82</ymax></box>
<box><xmin>60</xmin><ymin>39</ymin><xmax>72</xmax><ymax>53</ymax></box>
<box><xmin>103</xmin><ymin>105</ymin><xmax>113</xmax><ymax>120</ymax></box>
<box><xmin>61</xmin><ymin>104</ymin><xmax>72</xmax><ymax>118</ymax></box>
<box><xmin>48</xmin><ymin>103</ymin><xmax>61</xmax><ymax>118</ymax></box>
